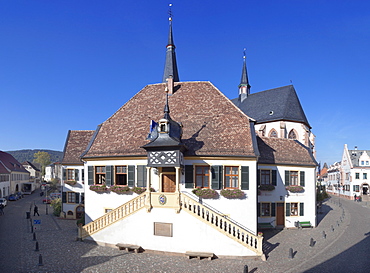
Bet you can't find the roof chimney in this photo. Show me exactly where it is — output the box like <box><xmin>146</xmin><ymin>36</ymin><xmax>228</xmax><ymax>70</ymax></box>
<box><xmin>166</xmin><ymin>75</ymin><xmax>174</xmax><ymax>94</ymax></box>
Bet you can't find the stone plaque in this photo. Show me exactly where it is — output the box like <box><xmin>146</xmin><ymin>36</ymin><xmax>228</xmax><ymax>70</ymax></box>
<box><xmin>154</xmin><ymin>222</ymin><xmax>173</xmax><ymax>237</ymax></box>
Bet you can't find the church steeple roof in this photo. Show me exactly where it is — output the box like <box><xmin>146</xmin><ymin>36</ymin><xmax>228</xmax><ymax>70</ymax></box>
<box><xmin>162</xmin><ymin>5</ymin><xmax>179</xmax><ymax>83</ymax></box>
<box><xmin>238</xmin><ymin>49</ymin><xmax>251</xmax><ymax>102</ymax></box>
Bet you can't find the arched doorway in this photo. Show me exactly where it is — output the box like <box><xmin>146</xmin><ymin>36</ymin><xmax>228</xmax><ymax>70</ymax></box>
<box><xmin>76</xmin><ymin>205</ymin><xmax>84</xmax><ymax>219</ymax></box>
<box><xmin>15</xmin><ymin>184</ymin><xmax>19</xmax><ymax>192</ymax></box>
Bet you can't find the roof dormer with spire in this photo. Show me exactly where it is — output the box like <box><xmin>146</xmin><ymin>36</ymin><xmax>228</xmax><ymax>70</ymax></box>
<box><xmin>162</xmin><ymin>4</ymin><xmax>179</xmax><ymax>83</ymax></box>
<box><xmin>238</xmin><ymin>49</ymin><xmax>251</xmax><ymax>102</ymax></box>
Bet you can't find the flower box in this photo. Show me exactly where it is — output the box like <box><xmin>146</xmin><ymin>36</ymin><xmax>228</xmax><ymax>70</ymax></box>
<box><xmin>65</xmin><ymin>180</ymin><xmax>77</xmax><ymax>186</ymax></box>
<box><xmin>286</xmin><ymin>185</ymin><xmax>304</xmax><ymax>193</ymax></box>
<box><xmin>110</xmin><ymin>185</ymin><xmax>131</xmax><ymax>194</ymax></box>
<box><xmin>258</xmin><ymin>184</ymin><xmax>275</xmax><ymax>191</ymax></box>
<box><xmin>220</xmin><ymin>189</ymin><xmax>245</xmax><ymax>199</ymax></box>
<box><xmin>89</xmin><ymin>184</ymin><xmax>109</xmax><ymax>193</ymax></box>
<box><xmin>132</xmin><ymin>187</ymin><xmax>155</xmax><ymax>194</ymax></box>
<box><xmin>192</xmin><ymin>188</ymin><xmax>219</xmax><ymax>199</ymax></box>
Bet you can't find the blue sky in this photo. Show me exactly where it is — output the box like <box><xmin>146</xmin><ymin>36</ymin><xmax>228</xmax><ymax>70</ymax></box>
<box><xmin>1</xmin><ymin>0</ymin><xmax>369</xmax><ymax>166</ymax></box>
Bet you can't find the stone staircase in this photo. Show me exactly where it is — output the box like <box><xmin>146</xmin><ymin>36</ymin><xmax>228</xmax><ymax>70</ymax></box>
<box><xmin>80</xmin><ymin>191</ymin><xmax>263</xmax><ymax>256</ymax></box>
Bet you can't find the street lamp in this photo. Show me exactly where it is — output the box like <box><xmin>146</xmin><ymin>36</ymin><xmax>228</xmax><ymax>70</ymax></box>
<box><xmin>337</xmin><ymin>174</ymin><xmax>340</xmax><ymax>205</ymax></box>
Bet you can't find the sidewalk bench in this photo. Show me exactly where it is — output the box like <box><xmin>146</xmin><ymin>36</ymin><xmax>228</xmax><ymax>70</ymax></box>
<box><xmin>298</xmin><ymin>221</ymin><xmax>312</xmax><ymax>229</ymax></box>
<box><xmin>115</xmin><ymin>243</ymin><xmax>142</xmax><ymax>253</ymax></box>
<box><xmin>185</xmin><ymin>251</ymin><xmax>214</xmax><ymax>260</ymax></box>
<box><xmin>258</xmin><ymin>223</ymin><xmax>274</xmax><ymax>229</ymax></box>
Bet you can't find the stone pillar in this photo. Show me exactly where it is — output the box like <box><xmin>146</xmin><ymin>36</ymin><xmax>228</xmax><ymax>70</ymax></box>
<box><xmin>145</xmin><ymin>167</ymin><xmax>152</xmax><ymax>212</ymax></box>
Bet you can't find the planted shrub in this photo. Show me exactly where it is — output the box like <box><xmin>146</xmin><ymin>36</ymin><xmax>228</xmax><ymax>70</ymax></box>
<box><xmin>110</xmin><ymin>185</ymin><xmax>131</xmax><ymax>194</ymax></box>
<box><xmin>89</xmin><ymin>184</ymin><xmax>109</xmax><ymax>192</ymax></box>
<box><xmin>132</xmin><ymin>187</ymin><xmax>155</xmax><ymax>194</ymax></box>
<box><xmin>220</xmin><ymin>189</ymin><xmax>245</xmax><ymax>199</ymax></box>
<box><xmin>286</xmin><ymin>185</ymin><xmax>304</xmax><ymax>193</ymax></box>
<box><xmin>258</xmin><ymin>184</ymin><xmax>275</xmax><ymax>191</ymax></box>
<box><xmin>192</xmin><ymin>188</ymin><xmax>218</xmax><ymax>199</ymax></box>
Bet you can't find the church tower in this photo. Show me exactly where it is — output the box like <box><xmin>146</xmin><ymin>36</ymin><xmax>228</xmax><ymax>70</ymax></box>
<box><xmin>238</xmin><ymin>49</ymin><xmax>251</xmax><ymax>102</ymax></box>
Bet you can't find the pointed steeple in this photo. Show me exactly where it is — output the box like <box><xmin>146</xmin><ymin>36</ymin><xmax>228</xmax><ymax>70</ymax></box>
<box><xmin>162</xmin><ymin>4</ymin><xmax>179</xmax><ymax>83</ymax></box>
<box><xmin>239</xmin><ymin>49</ymin><xmax>251</xmax><ymax>102</ymax></box>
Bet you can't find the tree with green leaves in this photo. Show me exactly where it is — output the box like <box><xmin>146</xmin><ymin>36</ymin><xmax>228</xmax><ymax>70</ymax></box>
<box><xmin>33</xmin><ymin>151</ymin><xmax>51</xmax><ymax>176</ymax></box>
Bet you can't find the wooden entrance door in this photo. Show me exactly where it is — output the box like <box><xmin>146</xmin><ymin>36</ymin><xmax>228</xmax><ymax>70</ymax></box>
<box><xmin>162</xmin><ymin>174</ymin><xmax>176</xmax><ymax>193</ymax></box>
<box><xmin>276</xmin><ymin>203</ymin><xmax>285</xmax><ymax>226</ymax></box>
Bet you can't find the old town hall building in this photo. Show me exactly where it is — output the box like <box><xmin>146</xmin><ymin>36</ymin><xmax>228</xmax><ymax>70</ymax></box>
<box><xmin>61</xmin><ymin>13</ymin><xmax>317</xmax><ymax>258</ymax></box>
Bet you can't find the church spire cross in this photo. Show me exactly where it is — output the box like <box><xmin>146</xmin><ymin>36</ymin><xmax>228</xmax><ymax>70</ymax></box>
<box><xmin>162</xmin><ymin>4</ymin><xmax>179</xmax><ymax>83</ymax></box>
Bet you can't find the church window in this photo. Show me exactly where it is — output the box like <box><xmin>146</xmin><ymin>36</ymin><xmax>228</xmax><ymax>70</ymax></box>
<box><xmin>269</xmin><ymin>129</ymin><xmax>278</xmax><ymax>138</ymax></box>
<box><xmin>115</xmin><ymin>166</ymin><xmax>127</xmax><ymax>185</ymax></box>
<box><xmin>195</xmin><ymin>166</ymin><xmax>210</xmax><ymax>188</ymax></box>
<box><xmin>288</xmin><ymin>130</ymin><xmax>297</xmax><ymax>140</ymax></box>
<box><xmin>95</xmin><ymin>166</ymin><xmax>106</xmax><ymax>184</ymax></box>
<box><xmin>224</xmin><ymin>166</ymin><xmax>239</xmax><ymax>189</ymax></box>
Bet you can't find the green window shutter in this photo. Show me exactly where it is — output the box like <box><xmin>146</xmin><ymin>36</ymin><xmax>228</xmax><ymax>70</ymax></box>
<box><xmin>137</xmin><ymin>166</ymin><xmax>147</xmax><ymax>187</ymax></box>
<box><xmin>257</xmin><ymin>202</ymin><xmax>260</xmax><ymax>217</ymax></box>
<box><xmin>75</xmin><ymin>193</ymin><xmax>80</xmax><ymax>204</ymax></box>
<box><xmin>63</xmin><ymin>169</ymin><xmax>66</xmax><ymax>180</ymax></box>
<box><xmin>271</xmin><ymin>203</ymin><xmax>276</xmax><ymax>217</ymax></box>
<box><xmin>88</xmin><ymin>166</ymin><xmax>94</xmax><ymax>185</ymax></box>
<box><xmin>286</xmin><ymin>203</ymin><xmax>291</xmax><ymax>217</ymax></box>
<box><xmin>105</xmin><ymin>165</ymin><xmax>113</xmax><ymax>186</ymax></box>
<box><xmin>300</xmin><ymin>171</ymin><xmax>305</xmax><ymax>187</ymax></box>
<box><xmin>299</xmin><ymin>203</ymin><xmax>304</xmax><ymax>216</ymax></box>
<box><xmin>241</xmin><ymin>166</ymin><xmax>249</xmax><ymax>190</ymax></box>
<box><xmin>185</xmin><ymin>165</ymin><xmax>194</xmax><ymax>188</ymax></box>
<box><xmin>353</xmin><ymin>185</ymin><xmax>356</xmax><ymax>191</ymax></box>
<box><xmin>272</xmin><ymin>170</ymin><xmax>277</xmax><ymax>186</ymax></box>
<box><xmin>128</xmin><ymin>165</ymin><xmax>135</xmax><ymax>187</ymax></box>
<box><xmin>285</xmin><ymin>171</ymin><xmax>290</xmax><ymax>186</ymax></box>
<box><xmin>257</xmin><ymin>169</ymin><xmax>261</xmax><ymax>185</ymax></box>
<box><xmin>62</xmin><ymin>192</ymin><xmax>66</xmax><ymax>203</ymax></box>
<box><xmin>211</xmin><ymin>165</ymin><xmax>222</xmax><ymax>190</ymax></box>
<box><xmin>75</xmin><ymin>169</ymin><xmax>79</xmax><ymax>181</ymax></box>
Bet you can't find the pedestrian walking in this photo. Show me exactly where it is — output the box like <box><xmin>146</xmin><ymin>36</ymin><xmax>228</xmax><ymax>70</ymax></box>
<box><xmin>34</xmin><ymin>205</ymin><xmax>39</xmax><ymax>216</ymax></box>
<box><xmin>354</xmin><ymin>194</ymin><xmax>357</xmax><ymax>201</ymax></box>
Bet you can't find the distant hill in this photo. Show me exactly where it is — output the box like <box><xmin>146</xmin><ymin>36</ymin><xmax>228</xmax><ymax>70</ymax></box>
<box><xmin>5</xmin><ymin>149</ymin><xmax>63</xmax><ymax>164</ymax></box>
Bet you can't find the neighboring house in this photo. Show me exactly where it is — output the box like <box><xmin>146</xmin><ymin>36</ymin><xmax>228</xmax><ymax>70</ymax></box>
<box><xmin>70</xmin><ymin>13</ymin><xmax>317</xmax><ymax>258</ymax></box>
<box><xmin>0</xmin><ymin>151</ymin><xmax>30</xmax><ymax>195</ymax></box>
<box><xmin>0</xmin><ymin>161</ymin><xmax>10</xmax><ymax>198</ymax></box>
<box><xmin>44</xmin><ymin>162</ymin><xmax>63</xmax><ymax>183</ymax></box>
<box><xmin>22</xmin><ymin>161</ymin><xmax>41</xmax><ymax>194</ymax></box>
<box><xmin>61</xmin><ymin>130</ymin><xmax>94</xmax><ymax>219</ymax></box>
<box><xmin>328</xmin><ymin>145</ymin><xmax>370</xmax><ymax>200</ymax></box>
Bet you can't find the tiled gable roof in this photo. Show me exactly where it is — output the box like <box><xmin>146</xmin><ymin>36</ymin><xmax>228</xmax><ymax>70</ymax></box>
<box><xmin>0</xmin><ymin>161</ymin><xmax>10</xmax><ymax>174</ymax></box>
<box><xmin>232</xmin><ymin>85</ymin><xmax>311</xmax><ymax>128</ymax></box>
<box><xmin>83</xmin><ymin>81</ymin><xmax>257</xmax><ymax>158</ymax></box>
<box><xmin>62</xmin><ymin>130</ymin><xmax>95</xmax><ymax>164</ymax></box>
<box><xmin>257</xmin><ymin>136</ymin><xmax>317</xmax><ymax>166</ymax></box>
<box><xmin>0</xmin><ymin>151</ymin><xmax>29</xmax><ymax>173</ymax></box>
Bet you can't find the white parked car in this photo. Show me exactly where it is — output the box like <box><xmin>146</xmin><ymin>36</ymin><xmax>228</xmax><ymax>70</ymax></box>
<box><xmin>0</xmin><ymin>198</ymin><xmax>7</xmax><ymax>207</ymax></box>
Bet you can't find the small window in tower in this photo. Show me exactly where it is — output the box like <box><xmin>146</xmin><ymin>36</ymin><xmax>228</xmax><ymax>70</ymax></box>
<box><xmin>160</xmin><ymin>123</ymin><xmax>167</xmax><ymax>132</ymax></box>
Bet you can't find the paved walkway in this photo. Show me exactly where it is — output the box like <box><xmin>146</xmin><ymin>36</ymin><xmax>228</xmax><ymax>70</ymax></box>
<box><xmin>1</xmin><ymin>190</ymin><xmax>369</xmax><ymax>272</ymax></box>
